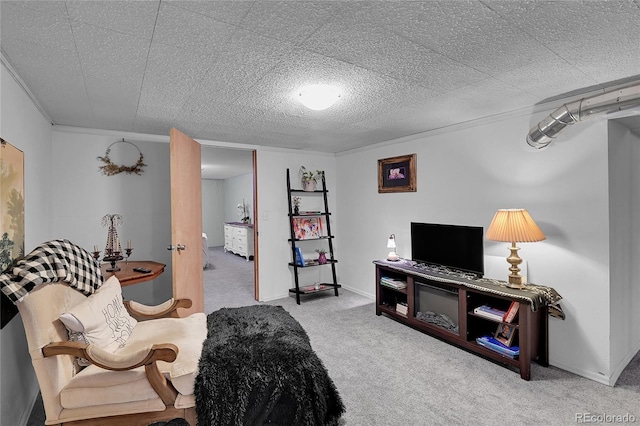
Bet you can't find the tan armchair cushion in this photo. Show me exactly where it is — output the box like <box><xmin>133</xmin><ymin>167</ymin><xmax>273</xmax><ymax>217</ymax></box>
<box><xmin>59</xmin><ymin>312</ymin><xmax>206</xmax><ymax>410</ymax></box>
<box><xmin>125</xmin><ymin>312</ymin><xmax>207</xmax><ymax>395</ymax></box>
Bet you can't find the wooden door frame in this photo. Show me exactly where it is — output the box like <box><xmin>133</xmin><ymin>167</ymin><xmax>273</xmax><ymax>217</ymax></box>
<box><xmin>199</xmin><ymin>146</ymin><xmax>259</xmax><ymax>302</ymax></box>
<box><xmin>252</xmin><ymin>150</ymin><xmax>259</xmax><ymax>300</ymax></box>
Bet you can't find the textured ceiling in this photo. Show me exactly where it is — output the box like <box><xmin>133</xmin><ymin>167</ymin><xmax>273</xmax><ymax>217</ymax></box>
<box><xmin>2</xmin><ymin>0</ymin><xmax>640</xmax><ymax>157</ymax></box>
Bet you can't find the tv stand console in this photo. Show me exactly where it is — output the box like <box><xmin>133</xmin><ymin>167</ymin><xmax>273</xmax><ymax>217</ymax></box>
<box><xmin>375</xmin><ymin>259</ymin><xmax>558</xmax><ymax>380</ymax></box>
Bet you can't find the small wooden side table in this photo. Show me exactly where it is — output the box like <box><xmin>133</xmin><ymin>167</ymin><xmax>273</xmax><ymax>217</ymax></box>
<box><xmin>100</xmin><ymin>260</ymin><xmax>166</xmax><ymax>287</ymax></box>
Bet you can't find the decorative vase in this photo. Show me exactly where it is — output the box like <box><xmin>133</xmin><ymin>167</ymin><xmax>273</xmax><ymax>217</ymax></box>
<box><xmin>302</xmin><ymin>179</ymin><xmax>317</xmax><ymax>191</ymax></box>
<box><xmin>294</xmin><ymin>205</ymin><xmax>299</xmax><ymax>215</ymax></box>
<box><xmin>318</xmin><ymin>252</ymin><xmax>327</xmax><ymax>264</ymax></box>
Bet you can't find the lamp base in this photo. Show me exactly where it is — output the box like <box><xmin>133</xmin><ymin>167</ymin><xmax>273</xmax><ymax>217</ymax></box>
<box><xmin>387</xmin><ymin>252</ymin><xmax>400</xmax><ymax>261</ymax></box>
<box><xmin>505</xmin><ymin>242</ymin><xmax>526</xmax><ymax>289</ymax></box>
<box><xmin>507</xmin><ymin>274</ymin><xmax>526</xmax><ymax>289</ymax></box>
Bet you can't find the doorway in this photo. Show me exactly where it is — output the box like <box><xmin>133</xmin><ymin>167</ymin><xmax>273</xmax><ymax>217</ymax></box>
<box><xmin>201</xmin><ymin>145</ymin><xmax>257</xmax><ymax>309</ymax></box>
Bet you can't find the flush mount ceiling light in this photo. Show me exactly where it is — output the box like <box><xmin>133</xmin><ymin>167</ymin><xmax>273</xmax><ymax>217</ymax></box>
<box><xmin>297</xmin><ymin>84</ymin><xmax>341</xmax><ymax>111</ymax></box>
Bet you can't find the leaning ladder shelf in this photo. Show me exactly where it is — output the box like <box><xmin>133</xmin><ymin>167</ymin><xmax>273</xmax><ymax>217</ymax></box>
<box><xmin>286</xmin><ymin>168</ymin><xmax>341</xmax><ymax>304</ymax></box>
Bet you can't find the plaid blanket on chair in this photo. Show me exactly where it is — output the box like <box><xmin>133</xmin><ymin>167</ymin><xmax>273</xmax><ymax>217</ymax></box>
<box><xmin>0</xmin><ymin>239</ymin><xmax>103</xmax><ymax>303</ymax></box>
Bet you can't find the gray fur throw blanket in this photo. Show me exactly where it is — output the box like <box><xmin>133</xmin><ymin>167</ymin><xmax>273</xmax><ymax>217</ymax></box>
<box><xmin>195</xmin><ymin>305</ymin><xmax>345</xmax><ymax>426</ymax></box>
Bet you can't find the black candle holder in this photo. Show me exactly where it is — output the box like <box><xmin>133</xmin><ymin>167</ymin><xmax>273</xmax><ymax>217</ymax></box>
<box><xmin>103</xmin><ymin>249</ymin><xmax>123</xmax><ymax>272</ymax></box>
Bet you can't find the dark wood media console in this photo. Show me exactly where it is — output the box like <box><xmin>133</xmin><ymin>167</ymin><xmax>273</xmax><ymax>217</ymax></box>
<box><xmin>375</xmin><ymin>260</ymin><xmax>552</xmax><ymax>380</ymax></box>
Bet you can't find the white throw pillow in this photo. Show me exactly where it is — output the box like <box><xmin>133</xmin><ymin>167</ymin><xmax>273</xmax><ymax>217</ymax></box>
<box><xmin>59</xmin><ymin>276</ymin><xmax>137</xmax><ymax>352</ymax></box>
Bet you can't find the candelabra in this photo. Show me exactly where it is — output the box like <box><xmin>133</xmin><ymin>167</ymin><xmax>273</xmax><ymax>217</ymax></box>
<box><xmin>93</xmin><ymin>214</ymin><xmax>133</xmax><ymax>272</ymax></box>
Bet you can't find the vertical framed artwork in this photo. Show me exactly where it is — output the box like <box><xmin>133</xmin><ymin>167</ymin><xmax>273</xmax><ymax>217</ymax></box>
<box><xmin>1</xmin><ymin>138</ymin><xmax>25</xmax><ymax>328</ymax></box>
<box><xmin>378</xmin><ymin>154</ymin><xmax>416</xmax><ymax>193</ymax></box>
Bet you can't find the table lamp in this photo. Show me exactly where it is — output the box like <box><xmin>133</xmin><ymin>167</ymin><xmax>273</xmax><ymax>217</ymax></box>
<box><xmin>486</xmin><ymin>209</ymin><xmax>546</xmax><ymax>289</ymax></box>
<box><xmin>387</xmin><ymin>234</ymin><xmax>400</xmax><ymax>261</ymax></box>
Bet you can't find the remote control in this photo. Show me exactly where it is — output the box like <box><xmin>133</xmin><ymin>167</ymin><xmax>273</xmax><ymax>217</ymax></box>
<box><xmin>133</xmin><ymin>267</ymin><xmax>152</xmax><ymax>273</ymax></box>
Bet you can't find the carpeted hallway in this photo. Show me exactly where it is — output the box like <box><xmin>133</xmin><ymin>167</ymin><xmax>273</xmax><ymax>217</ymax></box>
<box><xmin>204</xmin><ymin>245</ymin><xmax>257</xmax><ymax>312</ymax></box>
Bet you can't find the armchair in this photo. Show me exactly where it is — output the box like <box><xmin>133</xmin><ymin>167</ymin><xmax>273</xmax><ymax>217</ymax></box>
<box><xmin>16</xmin><ymin>276</ymin><xmax>206</xmax><ymax>425</ymax></box>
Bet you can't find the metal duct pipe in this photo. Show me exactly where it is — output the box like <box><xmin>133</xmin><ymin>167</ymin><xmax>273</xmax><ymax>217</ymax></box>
<box><xmin>526</xmin><ymin>82</ymin><xmax>640</xmax><ymax>149</ymax></box>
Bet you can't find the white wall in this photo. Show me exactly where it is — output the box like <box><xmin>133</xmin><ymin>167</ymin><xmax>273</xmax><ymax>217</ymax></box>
<box><xmin>50</xmin><ymin>131</ymin><xmax>173</xmax><ymax>305</ymax></box>
<box><xmin>631</xmin><ymin>128</ymin><xmax>640</xmax><ymax>371</ymax></box>
<box><xmin>631</xmin><ymin>129</ymin><xmax>640</xmax><ymax>362</ymax></box>
<box><xmin>607</xmin><ymin>121</ymin><xmax>640</xmax><ymax>384</ymax></box>
<box><xmin>202</xmin><ymin>179</ymin><xmax>225</xmax><ymax>246</ymax></box>
<box><xmin>224</xmin><ymin>173</ymin><xmax>254</xmax><ymax>224</ymax></box>
<box><xmin>255</xmin><ymin>149</ymin><xmax>337</xmax><ymax>301</ymax></box>
<box><xmin>335</xmin><ymin>112</ymin><xmax>614</xmax><ymax>384</ymax></box>
<box><xmin>1</xmin><ymin>62</ymin><xmax>54</xmax><ymax>426</ymax></box>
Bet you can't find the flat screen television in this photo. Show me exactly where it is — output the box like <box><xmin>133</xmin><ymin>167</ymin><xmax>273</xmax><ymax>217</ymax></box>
<box><xmin>411</xmin><ymin>222</ymin><xmax>484</xmax><ymax>276</ymax></box>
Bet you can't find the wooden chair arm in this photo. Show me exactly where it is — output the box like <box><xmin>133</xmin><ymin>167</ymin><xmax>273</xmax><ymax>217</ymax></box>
<box><xmin>42</xmin><ymin>341</ymin><xmax>180</xmax><ymax>405</ymax></box>
<box><xmin>124</xmin><ymin>298</ymin><xmax>193</xmax><ymax>320</ymax></box>
<box><xmin>42</xmin><ymin>341</ymin><xmax>178</xmax><ymax>370</ymax></box>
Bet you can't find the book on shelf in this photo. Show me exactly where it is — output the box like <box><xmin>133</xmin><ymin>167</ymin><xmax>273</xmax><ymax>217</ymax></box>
<box><xmin>503</xmin><ymin>301</ymin><xmax>519</xmax><ymax>323</ymax></box>
<box><xmin>294</xmin><ymin>247</ymin><xmax>305</xmax><ymax>266</ymax></box>
<box><xmin>476</xmin><ymin>336</ymin><xmax>520</xmax><ymax>358</ymax></box>
<box><xmin>380</xmin><ymin>276</ymin><xmax>407</xmax><ymax>289</ymax></box>
<box><xmin>473</xmin><ymin>305</ymin><xmax>507</xmax><ymax>321</ymax></box>
<box><xmin>396</xmin><ymin>302</ymin><xmax>408</xmax><ymax>315</ymax></box>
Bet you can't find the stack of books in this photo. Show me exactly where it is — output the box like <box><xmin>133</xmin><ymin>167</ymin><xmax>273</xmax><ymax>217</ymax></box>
<box><xmin>380</xmin><ymin>276</ymin><xmax>407</xmax><ymax>289</ymax></box>
<box><xmin>476</xmin><ymin>336</ymin><xmax>520</xmax><ymax>359</ymax></box>
<box><xmin>396</xmin><ymin>302</ymin><xmax>408</xmax><ymax>315</ymax></box>
<box><xmin>380</xmin><ymin>276</ymin><xmax>407</xmax><ymax>290</ymax></box>
<box><xmin>473</xmin><ymin>305</ymin><xmax>507</xmax><ymax>321</ymax></box>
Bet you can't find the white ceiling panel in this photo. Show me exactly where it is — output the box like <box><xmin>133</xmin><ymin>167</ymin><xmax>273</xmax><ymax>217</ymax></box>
<box><xmin>71</xmin><ymin>21</ymin><xmax>149</xmax><ymax>85</ymax></box>
<box><xmin>165</xmin><ymin>0</ymin><xmax>254</xmax><ymax>27</ymax></box>
<box><xmin>153</xmin><ymin>2</ymin><xmax>237</xmax><ymax>55</ymax></box>
<box><xmin>302</xmin><ymin>20</ymin><xmax>486</xmax><ymax>92</ymax></box>
<box><xmin>1</xmin><ymin>0</ymin><xmax>639</xmax><ymax>161</ymax></box>
<box><xmin>237</xmin><ymin>1</ymin><xmax>352</xmax><ymax>44</ymax></box>
<box><xmin>66</xmin><ymin>1</ymin><xmax>158</xmax><ymax>40</ymax></box>
<box><xmin>138</xmin><ymin>42</ymin><xmax>213</xmax><ymax>111</ymax></box>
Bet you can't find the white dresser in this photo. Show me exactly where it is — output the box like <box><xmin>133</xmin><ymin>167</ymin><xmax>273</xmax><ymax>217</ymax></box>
<box><xmin>224</xmin><ymin>223</ymin><xmax>254</xmax><ymax>261</ymax></box>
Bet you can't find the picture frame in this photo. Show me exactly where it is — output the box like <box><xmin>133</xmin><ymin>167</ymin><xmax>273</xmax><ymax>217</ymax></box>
<box><xmin>1</xmin><ymin>138</ymin><xmax>25</xmax><ymax>328</ymax></box>
<box><xmin>378</xmin><ymin>154</ymin><xmax>416</xmax><ymax>193</ymax></box>
<box><xmin>292</xmin><ymin>216</ymin><xmax>324</xmax><ymax>240</ymax></box>
<box><xmin>494</xmin><ymin>322</ymin><xmax>516</xmax><ymax>347</ymax></box>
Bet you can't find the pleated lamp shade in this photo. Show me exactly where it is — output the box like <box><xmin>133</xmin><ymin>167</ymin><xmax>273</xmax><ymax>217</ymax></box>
<box><xmin>486</xmin><ymin>209</ymin><xmax>546</xmax><ymax>243</ymax></box>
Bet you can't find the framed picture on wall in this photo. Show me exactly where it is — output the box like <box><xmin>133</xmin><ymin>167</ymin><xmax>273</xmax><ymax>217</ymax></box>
<box><xmin>1</xmin><ymin>137</ymin><xmax>25</xmax><ymax>328</ymax></box>
<box><xmin>378</xmin><ymin>154</ymin><xmax>416</xmax><ymax>193</ymax></box>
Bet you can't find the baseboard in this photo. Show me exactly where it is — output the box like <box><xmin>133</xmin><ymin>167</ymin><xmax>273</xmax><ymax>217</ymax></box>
<box><xmin>17</xmin><ymin>383</ymin><xmax>40</xmax><ymax>426</ymax></box>
<box><xmin>260</xmin><ymin>292</ymin><xmax>290</xmax><ymax>303</ymax></box>
<box><xmin>340</xmin><ymin>285</ymin><xmax>374</xmax><ymax>300</ymax></box>
<box><xmin>609</xmin><ymin>341</ymin><xmax>640</xmax><ymax>386</ymax></box>
<box><xmin>549</xmin><ymin>359</ymin><xmax>612</xmax><ymax>386</ymax></box>
<box><xmin>260</xmin><ymin>286</ymin><xmax>374</xmax><ymax>303</ymax></box>
<box><xmin>551</xmin><ymin>341</ymin><xmax>640</xmax><ymax>387</ymax></box>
